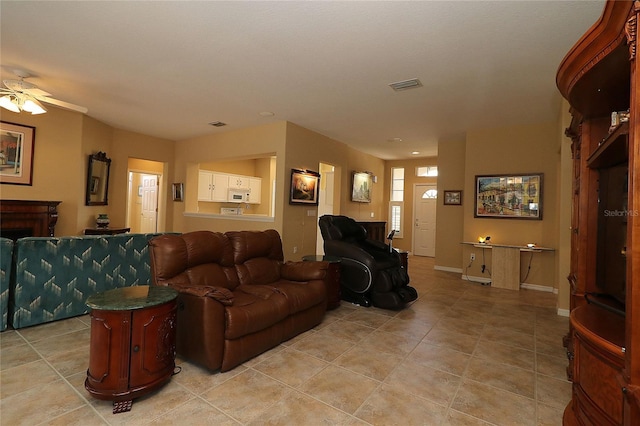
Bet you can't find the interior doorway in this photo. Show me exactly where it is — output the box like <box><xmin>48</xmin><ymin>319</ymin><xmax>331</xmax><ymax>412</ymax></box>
<box><xmin>316</xmin><ymin>163</ymin><xmax>336</xmax><ymax>255</ymax></box>
<box><xmin>413</xmin><ymin>184</ymin><xmax>437</xmax><ymax>257</ymax></box>
<box><xmin>126</xmin><ymin>158</ymin><xmax>164</xmax><ymax>233</ymax></box>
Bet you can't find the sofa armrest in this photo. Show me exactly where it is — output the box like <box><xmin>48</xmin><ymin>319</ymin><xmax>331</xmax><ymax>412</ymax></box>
<box><xmin>280</xmin><ymin>261</ymin><xmax>328</xmax><ymax>281</ymax></box>
<box><xmin>167</xmin><ymin>283</ymin><xmax>234</xmax><ymax>305</ymax></box>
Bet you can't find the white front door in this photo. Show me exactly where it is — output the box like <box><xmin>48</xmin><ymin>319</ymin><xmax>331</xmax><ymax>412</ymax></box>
<box><xmin>413</xmin><ymin>184</ymin><xmax>437</xmax><ymax>257</ymax></box>
<box><xmin>140</xmin><ymin>174</ymin><xmax>158</xmax><ymax>233</ymax></box>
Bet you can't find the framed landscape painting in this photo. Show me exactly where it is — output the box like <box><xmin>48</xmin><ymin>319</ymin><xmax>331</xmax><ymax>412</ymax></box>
<box><xmin>474</xmin><ymin>173</ymin><xmax>543</xmax><ymax>219</ymax></box>
<box><xmin>290</xmin><ymin>169</ymin><xmax>320</xmax><ymax>205</ymax></box>
<box><xmin>0</xmin><ymin>121</ymin><xmax>35</xmax><ymax>185</ymax></box>
<box><xmin>351</xmin><ymin>171</ymin><xmax>373</xmax><ymax>203</ymax></box>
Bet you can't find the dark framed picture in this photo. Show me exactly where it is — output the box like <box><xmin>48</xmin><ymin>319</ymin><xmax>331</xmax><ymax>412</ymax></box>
<box><xmin>475</xmin><ymin>173</ymin><xmax>543</xmax><ymax>219</ymax></box>
<box><xmin>289</xmin><ymin>169</ymin><xmax>320</xmax><ymax>205</ymax></box>
<box><xmin>351</xmin><ymin>171</ymin><xmax>373</xmax><ymax>203</ymax></box>
<box><xmin>0</xmin><ymin>121</ymin><xmax>35</xmax><ymax>185</ymax></box>
<box><xmin>172</xmin><ymin>182</ymin><xmax>184</xmax><ymax>201</ymax></box>
<box><xmin>444</xmin><ymin>190</ymin><xmax>462</xmax><ymax>205</ymax></box>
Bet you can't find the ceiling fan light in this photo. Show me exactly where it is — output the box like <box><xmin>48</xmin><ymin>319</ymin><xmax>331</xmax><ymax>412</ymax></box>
<box><xmin>0</xmin><ymin>95</ymin><xmax>20</xmax><ymax>113</ymax></box>
<box><xmin>22</xmin><ymin>98</ymin><xmax>47</xmax><ymax>114</ymax></box>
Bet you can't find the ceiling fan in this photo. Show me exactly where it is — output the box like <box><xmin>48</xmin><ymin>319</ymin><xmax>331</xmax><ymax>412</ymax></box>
<box><xmin>0</xmin><ymin>69</ymin><xmax>88</xmax><ymax>115</ymax></box>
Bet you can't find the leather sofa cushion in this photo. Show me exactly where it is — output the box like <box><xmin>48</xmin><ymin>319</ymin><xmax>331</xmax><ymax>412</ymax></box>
<box><xmin>236</xmin><ymin>257</ymin><xmax>281</xmax><ymax>286</ymax></box>
<box><xmin>228</xmin><ymin>230</ymin><xmax>284</xmax><ymax>265</ymax></box>
<box><xmin>225</xmin><ymin>289</ymin><xmax>289</xmax><ymax>339</ymax></box>
<box><xmin>150</xmin><ymin>231</ymin><xmax>239</xmax><ymax>289</ymax></box>
<box><xmin>272</xmin><ymin>280</ymin><xmax>326</xmax><ymax>314</ymax></box>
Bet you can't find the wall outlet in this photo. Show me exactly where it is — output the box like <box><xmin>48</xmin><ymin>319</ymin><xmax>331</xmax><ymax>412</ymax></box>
<box><xmin>293</xmin><ymin>246</ymin><xmax>298</xmax><ymax>254</ymax></box>
<box><xmin>370</xmin><ymin>212</ymin><xmax>375</xmax><ymax>218</ymax></box>
<box><xmin>470</xmin><ymin>253</ymin><xmax>476</xmax><ymax>261</ymax></box>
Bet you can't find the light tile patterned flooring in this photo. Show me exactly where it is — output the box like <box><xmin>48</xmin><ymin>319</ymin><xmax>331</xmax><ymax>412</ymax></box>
<box><xmin>0</xmin><ymin>256</ymin><xmax>571</xmax><ymax>425</ymax></box>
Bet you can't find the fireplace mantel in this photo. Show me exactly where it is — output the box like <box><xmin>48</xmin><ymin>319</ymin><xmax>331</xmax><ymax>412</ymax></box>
<box><xmin>0</xmin><ymin>200</ymin><xmax>61</xmax><ymax>239</ymax></box>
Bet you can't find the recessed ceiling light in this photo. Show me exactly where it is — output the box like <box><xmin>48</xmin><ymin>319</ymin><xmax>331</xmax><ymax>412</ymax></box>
<box><xmin>259</xmin><ymin>111</ymin><xmax>275</xmax><ymax>117</ymax></box>
<box><xmin>411</xmin><ymin>151</ymin><xmax>420</xmax><ymax>155</ymax></box>
<box><xmin>209</xmin><ymin>121</ymin><xmax>227</xmax><ymax>127</ymax></box>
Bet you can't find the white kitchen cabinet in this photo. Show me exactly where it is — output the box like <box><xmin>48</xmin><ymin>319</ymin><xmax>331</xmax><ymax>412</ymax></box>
<box><xmin>228</xmin><ymin>175</ymin><xmax>249</xmax><ymax>189</ymax></box>
<box><xmin>198</xmin><ymin>171</ymin><xmax>228</xmax><ymax>202</ymax></box>
<box><xmin>248</xmin><ymin>178</ymin><xmax>262</xmax><ymax>204</ymax></box>
<box><xmin>199</xmin><ymin>170</ymin><xmax>262</xmax><ymax>204</ymax></box>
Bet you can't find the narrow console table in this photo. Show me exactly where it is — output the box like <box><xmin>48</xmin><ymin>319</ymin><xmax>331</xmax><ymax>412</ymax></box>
<box><xmin>461</xmin><ymin>242</ymin><xmax>554</xmax><ymax>290</ymax></box>
<box><xmin>85</xmin><ymin>286</ymin><xmax>178</xmax><ymax>413</ymax></box>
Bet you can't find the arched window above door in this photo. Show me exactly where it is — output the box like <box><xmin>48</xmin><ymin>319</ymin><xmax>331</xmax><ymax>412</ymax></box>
<box><xmin>422</xmin><ymin>189</ymin><xmax>438</xmax><ymax>199</ymax></box>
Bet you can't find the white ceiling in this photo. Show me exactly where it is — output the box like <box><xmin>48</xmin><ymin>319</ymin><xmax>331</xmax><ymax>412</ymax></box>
<box><xmin>1</xmin><ymin>1</ymin><xmax>605</xmax><ymax>160</ymax></box>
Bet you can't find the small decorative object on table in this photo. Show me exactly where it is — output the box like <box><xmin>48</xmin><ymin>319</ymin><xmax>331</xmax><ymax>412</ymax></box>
<box><xmin>96</xmin><ymin>214</ymin><xmax>110</xmax><ymax>229</ymax></box>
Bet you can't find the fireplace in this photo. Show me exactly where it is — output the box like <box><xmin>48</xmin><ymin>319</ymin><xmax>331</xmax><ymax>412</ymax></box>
<box><xmin>0</xmin><ymin>200</ymin><xmax>61</xmax><ymax>239</ymax></box>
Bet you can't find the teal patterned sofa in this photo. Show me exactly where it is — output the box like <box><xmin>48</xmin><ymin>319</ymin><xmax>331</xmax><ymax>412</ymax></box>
<box><xmin>0</xmin><ymin>237</ymin><xmax>13</xmax><ymax>331</ymax></box>
<box><xmin>9</xmin><ymin>233</ymin><xmax>168</xmax><ymax>329</ymax></box>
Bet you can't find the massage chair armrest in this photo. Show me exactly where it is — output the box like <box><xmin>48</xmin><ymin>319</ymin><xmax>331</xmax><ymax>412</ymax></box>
<box><xmin>323</xmin><ymin>240</ymin><xmax>378</xmax><ymax>271</ymax></box>
<box><xmin>280</xmin><ymin>261</ymin><xmax>328</xmax><ymax>282</ymax></box>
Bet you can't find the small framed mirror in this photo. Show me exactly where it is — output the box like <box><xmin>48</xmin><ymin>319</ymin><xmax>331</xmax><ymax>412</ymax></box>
<box><xmin>86</xmin><ymin>152</ymin><xmax>111</xmax><ymax>206</ymax></box>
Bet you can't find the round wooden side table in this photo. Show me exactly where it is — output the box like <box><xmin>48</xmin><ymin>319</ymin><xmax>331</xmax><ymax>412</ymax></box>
<box><xmin>85</xmin><ymin>285</ymin><xmax>178</xmax><ymax>413</ymax></box>
<box><xmin>302</xmin><ymin>255</ymin><xmax>341</xmax><ymax>310</ymax></box>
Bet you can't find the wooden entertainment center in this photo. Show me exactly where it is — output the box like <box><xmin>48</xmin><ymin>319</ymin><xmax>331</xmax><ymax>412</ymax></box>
<box><xmin>557</xmin><ymin>1</ymin><xmax>639</xmax><ymax>424</ymax></box>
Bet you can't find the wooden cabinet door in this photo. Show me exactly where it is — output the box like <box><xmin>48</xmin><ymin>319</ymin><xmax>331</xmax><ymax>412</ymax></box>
<box><xmin>86</xmin><ymin>310</ymin><xmax>132</xmax><ymax>396</ymax></box>
<box><xmin>129</xmin><ymin>300</ymin><xmax>177</xmax><ymax>388</ymax></box>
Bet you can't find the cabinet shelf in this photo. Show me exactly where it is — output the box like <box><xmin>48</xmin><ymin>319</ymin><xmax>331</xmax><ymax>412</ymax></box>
<box><xmin>587</xmin><ymin>121</ymin><xmax>629</xmax><ymax>169</ymax></box>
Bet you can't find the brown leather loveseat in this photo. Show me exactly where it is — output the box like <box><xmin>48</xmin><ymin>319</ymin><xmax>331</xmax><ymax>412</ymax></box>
<box><xmin>148</xmin><ymin>229</ymin><xmax>328</xmax><ymax>372</ymax></box>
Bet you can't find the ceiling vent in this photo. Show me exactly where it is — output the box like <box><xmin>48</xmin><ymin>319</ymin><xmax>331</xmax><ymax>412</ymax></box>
<box><xmin>389</xmin><ymin>78</ymin><xmax>423</xmax><ymax>91</ymax></box>
<box><xmin>209</xmin><ymin>121</ymin><xmax>227</xmax><ymax>127</ymax></box>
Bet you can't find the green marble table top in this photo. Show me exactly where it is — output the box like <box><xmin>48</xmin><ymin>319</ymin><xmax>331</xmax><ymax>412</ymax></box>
<box><xmin>86</xmin><ymin>285</ymin><xmax>177</xmax><ymax>311</ymax></box>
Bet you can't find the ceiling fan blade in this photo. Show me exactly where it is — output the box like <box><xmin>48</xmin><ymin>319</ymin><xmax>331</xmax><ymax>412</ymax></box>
<box><xmin>38</xmin><ymin>96</ymin><xmax>88</xmax><ymax>114</ymax></box>
<box><xmin>24</xmin><ymin>87</ymin><xmax>51</xmax><ymax>97</ymax></box>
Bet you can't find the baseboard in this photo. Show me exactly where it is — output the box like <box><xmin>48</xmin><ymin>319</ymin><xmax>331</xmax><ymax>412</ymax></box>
<box><xmin>434</xmin><ymin>265</ymin><xmax>462</xmax><ymax>274</ymax></box>
<box><xmin>557</xmin><ymin>308</ymin><xmax>570</xmax><ymax>317</ymax></box>
<box><xmin>520</xmin><ymin>283</ymin><xmax>556</xmax><ymax>293</ymax></box>
<box><xmin>461</xmin><ymin>274</ymin><xmax>492</xmax><ymax>284</ymax></box>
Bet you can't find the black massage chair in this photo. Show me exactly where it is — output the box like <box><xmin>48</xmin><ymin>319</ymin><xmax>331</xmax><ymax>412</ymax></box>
<box><xmin>318</xmin><ymin>215</ymin><xmax>417</xmax><ymax>309</ymax></box>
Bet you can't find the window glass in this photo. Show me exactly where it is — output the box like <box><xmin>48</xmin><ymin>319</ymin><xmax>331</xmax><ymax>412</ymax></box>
<box><xmin>416</xmin><ymin>166</ymin><xmax>438</xmax><ymax>177</ymax></box>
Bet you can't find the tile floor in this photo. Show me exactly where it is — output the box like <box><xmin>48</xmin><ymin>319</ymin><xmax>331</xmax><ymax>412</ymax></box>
<box><xmin>0</xmin><ymin>256</ymin><xmax>571</xmax><ymax>425</ymax></box>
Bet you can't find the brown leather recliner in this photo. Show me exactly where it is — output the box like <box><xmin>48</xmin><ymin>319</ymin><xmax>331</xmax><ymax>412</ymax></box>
<box><xmin>148</xmin><ymin>229</ymin><xmax>328</xmax><ymax>372</ymax></box>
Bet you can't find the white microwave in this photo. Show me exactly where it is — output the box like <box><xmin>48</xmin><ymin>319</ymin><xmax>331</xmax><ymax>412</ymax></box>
<box><xmin>228</xmin><ymin>188</ymin><xmax>250</xmax><ymax>202</ymax></box>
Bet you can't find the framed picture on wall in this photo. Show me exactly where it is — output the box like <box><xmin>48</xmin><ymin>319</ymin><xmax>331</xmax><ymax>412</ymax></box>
<box><xmin>351</xmin><ymin>171</ymin><xmax>373</xmax><ymax>203</ymax></box>
<box><xmin>172</xmin><ymin>182</ymin><xmax>184</xmax><ymax>201</ymax></box>
<box><xmin>443</xmin><ymin>190</ymin><xmax>462</xmax><ymax>205</ymax></box>
<box><xmin>0</xmin><ymin>121</ymin><xmax>35</xmax><ymax>185</ymax></box>
<box><xmin>289</xmin><ymin>169</ymin><xmax>320</xmax><ymax>205</ymax></box>
<box><xmin>474</xmin><ymin>173</ymin><xmax>543</xmax><ymax>219</ymax></box>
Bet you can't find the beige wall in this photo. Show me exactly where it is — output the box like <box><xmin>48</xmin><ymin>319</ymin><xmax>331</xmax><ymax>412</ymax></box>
<box><xmin>2</xmin><ymin>108</ymin><xmax>85</xmax><ymax>235</ymax></box>
<box><xmin>435</xmin><ymin>138</ymin><xmax>467</xmax><ymax>270</ymax></box>
<box><xmin>283</xmin><ymin>122</ymin><xmax>385</xmax><ymax>260</ymax></box>
<box><xmin>462</xmin><ymin>121</ymin><xmax>560</xmax><ymax>289</ymax></box>
<box><xmin>1</xmin><ymin>108</ymin><xmax>175</xmax><ymax>235</ymax></box>
<box><xmin>175</xmin><ymin>121</ymin><xmax>286</xmax><ymax>234</ymax></box>
<box><xmin>111</xmin><ymin>129</ymin><xmax>174</xmax><ymax>232</ymax></box>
